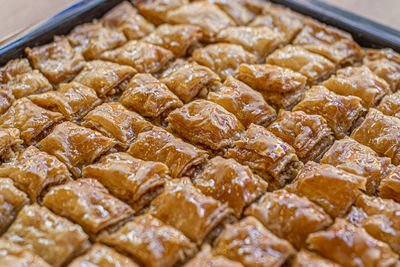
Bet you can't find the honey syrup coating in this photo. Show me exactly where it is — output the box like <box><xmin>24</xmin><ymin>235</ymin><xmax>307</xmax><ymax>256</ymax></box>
<box><xmin>377</xmin><ymin>90</ymin><xmax>400</xmax><ymax>118</ymax></box>
<box><xmin>0</xmin><ymin>146</ymin><xmax>71</xmax><ymax>201</ymax></box>
<box><xmin>183</xmin><ymin>244</ymin><xmax>244</xmax><ymax>267</ymax></box>
<box><xmin>149</xmin><ymin>178</ymin><xmax>232</xmax><ymax>244</ymax></box>
<box><xmin>42</xmin><ymin>178</ymin><xmax>134</xmax><ymax>234</ymax></box>
<box><xmin>128</xmin><ymin>126</ymin><xmax>208</xmax><ymax>178</ymax></box>
<box><xmin>267</xmin><ymin>110</ymin><xmax>335</xmax><ymax>163</ymax></box>
<box><xmin>306</xmin><ymin>219</ymin><xmax>398</xmax><ymax>267</ymax></box>
<box><xmin>37</xmin><ymin>122</ymin><xmax>116</xmax><ymax>178</ymax></box>
<box><xmin>82</xmin><ymin>152</ymin><xmax>169</xmax><ymax>211</ymax></box>
<box><xmin>351</xmin><ymin>108</ymin><xmax>400</xmax><ymax>165</ymax></box>
<box><xmin>133</xmin><ymin>0</ymin><xmax>189</xmax><ymax>25</ymax></box>
<box><xmin>0</xmin><ymin>58</ymin><xmax>32</xmax><ymax>85</ymax></box>
<box><xmin>245</xmin><ymin>190</ymin><xmax>332</xmax><ymax>250</ymax></box>
<box><xmin>214</xmin><ymin>216</ymin><xmax>296</xmax><ymax>267</ymax></box>
<box><xmin>166</xmin><ymin>99</ymin><xmax>244</xmax><ymax>150</ymax></box>
<box><xmin>2</xmin><ymin>204</ymin><xmax>90</xmax><ymax>267</ymax></box>
<box><xmin>98</xmin><ymin>214</ymin><xmax>196</xmax><ymax>267</ymax></box>
<box><xmin>321</xmin><ymin>137</ymin><xmax>393</xmax><ymax>195</ymax></box>
<box><xmin>3</xmin><ymin>69</ymin><xmax>52</xmax><ymax>99</ymax></box>
<box><xmin>379</xmin><ymin>167</ymin><xmax>400</xmax><ymax>203</ymax></box>
<box><xmin>0</xmin><ymin>239</ymin><xmax>51</xmax><ymax>267</ymax></box>
<box><xmin>0</xmin><ymin>87</ymin><xmax>15</xmax><ymax>114</ymax></box>
<box><xmin>225</xmin><ymin>123</ymin><xmax>302</xmax><ymax>190</ymax></box>
<box><xmin>0</xmin><ymin>128</ymin><xmax>23</xmax><ymax>161</ymax></box>
<box><xmin>208</xmin><ymin>76</ymin><xmax>276</xmax><ymax>128</ymax></box>
<box><xmin>68</xmin><ymin>243</ymin><xmax>139</xmax><ymax>267</ymax></box>
<box><xmin>292</xmin><ymin>249</ymin><xmax>342</xmax><ymax>267</ymax></box>
<box><xmin>0</xmin><ymin>178</ymin><xmax>29</xmax><ymax>234</ymax></box>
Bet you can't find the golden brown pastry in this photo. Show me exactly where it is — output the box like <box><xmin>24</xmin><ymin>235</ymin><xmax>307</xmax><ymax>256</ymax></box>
<box><xmin>286</xmin><ymin>162</ymin><xmax>365</xmax><ymax>218</ymax></box>
<box><xmin>3</xmin><ymin>204</ymin><xmax>89</xmax><ymax>267</ymax></box>
<box><xmin>133</xmin><ymin>0</ymin><xmax>189</xmax><ymax>25</ymax></box>
<box><xmin>149</xmin><ymin>178</ymin><xmax>232</xmax><ymax>244</ymax></box>
<box><xmin>128</xmin><ymin>126</ymin><xmax>208</xmax><ymax>178</ymax></box>
<box><xmin>42</xmin><ymin>178</ymin><xmax>133</xmax><ymax>234</ymax></box>
<box><xmin>235</xmin><ymin>63</ymin><xmax>307</xmax><ymax>110</ymax></box>
<box><xmin>321</xmin><ymin>137</ymin><xmax>393</xmax><ymax>195</ymax></box>
<box><xmin>266</xmin><ymin>45</ymin><xmax>335</xmax><ymax>84</ymax></box>
<box><xmin>98</xmin><ymin>214</ymin><xmax>196</xmax><ymax>267</ymax></box>
<box><xmin>0</xmin><ymin>98</ymin><xmax>63</xmax><ymax>144</ymax></box>
<box><xmin>199</xmin><ymin>0</ymin><xmax>255</xmax><ymax>25</ymax></box>
<box><xmin>293</xmin><ymin>85</ymin><xmax>364</xmax><ymax>138</ymax></box>
<box><xmin>245</xmin><ymin>190</ymin><xmax>332</xmax><ymax>249</ymax></box>
<box><xmin>73</xmin><ymin>60</ymin><xmax>136</xmax><ymax>97</ymax></box>
<box><xmin>0</xmin><ymin>128</ymin><xmax>22</xmax><ymax>161</ymax></box>
<box><xmin>0</xmin><ymin>87</ymin><xmax>15</xmax><ymax>114</ymax></box>
<box><xmin>142</xmin><ymin>24</ymin><xmax>202</xmax><ymax>57</ymax></box>
<box><xmin>322</xmin><ymin>66</ymin><xmax>390</xmax><ymax>108</ymax></box>
<box><xmin>0</xmin><ymin>178</ymin><xmax>29</xmax><ymax>234</ymax></box>
<box><xmin>38</xmin><ymin>122</ymin><xmax>116</xmax><ymax>177</ymax></box>
<box><xmin>0</xmin><ymin>146</ymin><xmax>71</xmax><ymax>201</ymax></box>
<box><xmin>351</xmin><ymin>108</ymin><xmax>400</xmax><ymax>165</ymax></box>
<box><xmin>307</xmin><ymin>219</ymin><xmax>398</xmax><ymax>267</ymax></box>
<box><xmin>214</xmin><ymin>216</ymin><xmax>296</xmax><ymax>267</ymax></box>
<box><xmin>166</xmin><ymin>100</ymin><xmax>244</xmax><ymax>150</ymax></box>
<box><xmin>377</xmin><ymin>90</ymin><xmax>400</xmax><ymax>118</ymax></box>
<box><xmin>4</xmin><ymin>70</ymin><xmax>52</xmax><ymax>99</ymax></box>
<box><xmin>68</xmin><ymin>243</ymin><xmax>139</xmax><ymax>267</ymax></box>
<box><xmin>267</xmin><ymin>110</ymin><xmax>335</xmax><ymax>163</ymax></box>
<box><xmin>292</xmin><ymin>249</ymin><xmax>342</xmax><ymax>267</ymax></box>
<box><xmin>194</xmin><ymin>156</ymin><xmax>268</xmax><ymax>217</ymax></box>
<box><xmin>0</xmin><ymin>58</ymin><xmax>32</xmax><ymax>84</ymax></box>
<box><xmin>82</xmin><ymin>102</ymin><xmax>152</xmax><ymax>149</ymax></box>
<box><xmin>82</xmin><ymin>152</ymin><xmax>169</xmax><ymax>211</ymax></box>
<box><xmin>26</xmin><ymin>37</ymin><xmax>84</xmax><ymax>84</ymax></box>
<box><xmin>0</xmin><ymin>239</ymin><xmax>51</xmax><ymax>267</ymax></box>
<box><xmin>100</xmin><ymin>40</ymin><xmax>174</xmax><ymax>73</ymax></box>
<box><xmin>166</xmin><ymin>1</ymin><xmax>235</xmax><ymax>42</ymax></box>
<box><xmin>29</xmin><ymin>82</ymin><xmax>101</xmax><ymax>121</ymax></box>
<box><xmin>192</xmin><ymin>43</ymin><xmax>257</xmax><ymax>80</ymax></box>
<box><xmin>160</xmin><ymin>62</ymin><xmax>220</xmax><ymax>103</ymax></box>
<box><xmin>225</xmin><ymin>123</ymin><xmax>302</xmax><ymax>190</ymax></box>
<box><xmin>379</xmin><ymin>167</ymin><xmax>400</xmax><ymax>202</ymax></box>
<box><xmin>183</xmin><ymin>244</ymin><xmax>244</xmax><ymax>267</ymax></box>
<box><xmin>208</xmin><ymin>76</ymin><xmax>276</xmax><ymax>127</ymax></box>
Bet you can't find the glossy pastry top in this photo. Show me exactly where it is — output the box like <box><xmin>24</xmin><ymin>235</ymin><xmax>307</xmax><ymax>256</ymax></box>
<box><xmin>379</xmin><ymin>167</ymin><xmax>400</xmax><ymax>203</ymax></box>
<box><xmin>5</xmin><ymin>70</ymin><xmax>52</xmax><ymax>99</ymax></box>
<box><xmin>203</xmin><ymin>0</ymin><xmax>256</xmax><ymax>25</ymax></box>
<box><xmin>0</xmin><ymin>239</ymin><xmax>51</xmax><ymax>267</ymax></box>
<box><xmin>0</xmin><ymin>58</ymin><xmax>32</xmax><ymax>84</ymax></box>
<box><xmin>134</xmin><ymin>0</ymin><xmax>189</xmax><ymax>25</ymax></box>
<box><xmin>292</xmin><ymin>249</ymin><xmax>342</xmax><ymax>267</ymax></box>
<box><xmin>183</xmin><ymin>244</ymin><xmax>244</xmax><ymax>267</ymax></box>
<box><xmin>377</xmin><ymin>90</ymin><xmax>400</xmax><ymax>118</ymax></box>
<box><xmin>0</xmin><ymin>127</ymin><xmax>22</xmax><ymax>157</ymax></box>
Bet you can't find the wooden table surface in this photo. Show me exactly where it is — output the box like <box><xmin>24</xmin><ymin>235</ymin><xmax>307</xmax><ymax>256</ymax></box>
<box><xmin>0</xmin><ymin>0</ymin><xmax>399</xmax><ymax>42</ymax></box>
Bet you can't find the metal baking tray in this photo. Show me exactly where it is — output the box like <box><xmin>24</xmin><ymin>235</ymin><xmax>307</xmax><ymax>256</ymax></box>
<box><xmin>0</xmin><ymin>0</ymin><xmax>400</xmax><ymax>66</ymax></box>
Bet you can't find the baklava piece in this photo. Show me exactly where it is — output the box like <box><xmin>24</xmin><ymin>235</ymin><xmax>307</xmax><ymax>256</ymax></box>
<box><xmin>73</xmin><ymin>60</ymin><xmax>136</xmax><ymax>97</ymax></box>
<box><xmin>29</xmin><ymin>82</ymin><xmax>101</xmax><ymax>121</ymax></box>
<box><xmin>100</xmin><ymin>40</ymin><xmax>174</xmax><ymax>73</ymax></box>
<box><xmin>0</xmin><ymin>146</ymin><xmax>71</xmax><ymax>201</ymax></box>
<box><xmin>0</xmin><ymin>87</ymin><xmax>15</xmax><ymax>114</ymax></box>
<box><xmin>133</xmin><ymin>0</ymin><xmax>188</xmax><ymax>25</ymax></box>
<box><xmin>307</xmin><ymin>219</ymin><xmax>398</xmax><ymax>267</ymax></box>
<box><xmin>0</xmin><ymin>98</ymin><xmax>63</xmax><ymax>144</ymax></box>
<box><xmin>3</xmin><ymin>204</ymin><xmax>89</xmax><ymax>267</ymax></box>
<box><xmin>98</xmin><ymin>214</ymin><xmax>196</xmax><ymax>267</ymax></box>
<box><xmin>0</xmin><ymin>178</ymin><xmax>29</xmax><ymax>234</ymax></box>
<box><xmin>183</xmin><ymin>244</ymin><xmax>244</xmax><ymax>267</ymax></box>
<box><xmin>160</xmin><ymin>62</ymin><xmax>221</xmax><ymax>103</ymax></box>
<box><xmin>226</xmin><ymin>124</ymin><xmax>302</xmax><ymax>190</ymax></box>
<box><xmin>293</xmin><ymin>20</ymin><xmax>363</xmax><ymax>66</ymax></box>
<box><xmin>351</xmin><ymin>108</ymin><xmax>400</xmax><ymax>165</ymax></box>
<box><xmin>364</xmin><ymin>48</ymin><xmax>400</xmax><ymax>91</ymax></box>
<box><xmin>292</xmin><ymin>249</ymin><xmax>342</xmax><ymax>267</ymax></box>
<box><xmin>68</xmin><ymin>243</ymin><xmax>139</xmax><ymax>267</ymax></box>
<box><xmin>82</xmin><ymin>102</ymin><xmax>152</xmax><ymax>149</ymax></box>
<box><xmin>377</xmin><ymin>90</ymin><xmax>400</xmax><ymax>118</ymax></box>
<box><xmin>82</xmin><ymin>152</ymin><xmax>168</xmax><ymax>211</ymax></box>
<box><xmin>216</xmin><ymin>26</ymin><xmax>284</xmax><ymax>59</ymax></box>
<box><xmin>37</xmin><ymin>122</ymin><xmax>116</xmax><ymax>177</ymax></box>
<box><xmin>245</xmin><ymin>190</ymin><xmax>332</xmax><ymax>249</ymax></box>
<box><xmin>322</xmin><ymin>66</ymin><xmax>390</xmax><ymax>108</ymax></box>
<box><xmin>346</xmin><ymin>194</ymin><xmax>400</xmax><ymax>254</ymax></box>
<box><xmin>0</xmin><ymin>239</ymin><xmax>51</xmax><ymax>267</ymax></box>
<box><xmin>321</xmin><ymin>137</ymin><xmax>392</xmax><ymax>195</ymax></box>
<box><xmin>67</xmin><ymin>22</ymin><xmax>127</xmax><ymax>60</ymax></box>
<box><xmin>4</xmin><ymin>70</ymin><xmax>52</xmax><ymax>99</ymax></box>
<box><xmin>266</xmin><ymin>45</ymin><xmax>335</xmax><ymax>84</ymax></box>
<box><xmin>235</xmin><ymin>63</ymin><xmax>307</xmax><ymax>110</ymax></box>
<box><xmin>194</xmin><ymin>156</ymin><xmax>268</xmax><ymax>217</ymax></box>
<box><xmin>0</xmin><ymin>128</ymin><xmax>23</xmax><ymax>161</ymax></box>
<box><xmin>119</xmin><ymin>73</ymin><xmax>183</xmax><ymax>119</ymax></box>
<box><xmin>128</xmin><ymin>126</ymin><xmax>208</xmax><ymax>178</ymax></box>
<box><xmin>293</xmin><ymin>85</ymin><xmax>364</xmax><ymax>138</ymax></box>
<box><xmin>192</xmin><ymin>43</ymin><xmax>257</xmax><ymax>80</ymax></box>
<box><xmin>214</xmin><ymin>216</ymin><xmax>296</xmax><ymax>267</ymax></box>
<box><xmin>102</xmin><ymin>1</ymin><xmax>155</xmax><ymax>40</ymax></box>
<box><xmin>149</xmin><ymin>178</ymin><xmax>232</xmax><ymax>244</ymax></box>
<box><xmin>267</xmin><ymin>110</ymin><xmax>335</xmax><ymax>163</ymax></box>
<box><xmin>286</xmin><ymin>162</ymin><xmax>364</xmax><ymax>218</ymax></box>
<box><xmin>166</xmin><ymin>1</ymin><xmax>235</xmax><ymax>42</ymax></box>
<box><xmin>379</xmin><ymin>167</ymin><xmax>400</xmax><ymax>202</ymax></box>
<box><xmin>208</xmin><ymin>76</ymin><xmax>276</xmax><ymax>127</ymax></box>
<box><xmin>0</xmin><ymin>58</ymin><xmax>32</xmax><ymax>84</ymax></box>
<box><xmin>26</xmin><ymin>37</ymin><xmax>84</xmax><ymax>84</ymax></box>
<box><xmin>200</xmin><ymin>0</ymin><xmax>256</xmax><ymax>25</ymax></box>
<box><xmin>166</xmin><ymin>100</ymin><xmax>244</xmax><ymax>151</ymax></box>
<box><xmin>142</xmin><ymin>24</ymin><xmax>202</xmax><ymax>57</ymax></box>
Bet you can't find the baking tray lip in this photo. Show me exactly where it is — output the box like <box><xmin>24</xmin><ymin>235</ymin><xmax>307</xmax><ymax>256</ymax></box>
<box><xmin>0</xmin><ymin>0</ymin><xmax>400</xmax><ymax>66</ymax></box>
